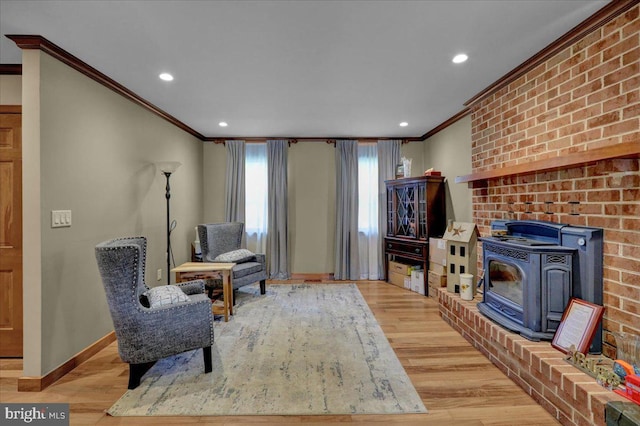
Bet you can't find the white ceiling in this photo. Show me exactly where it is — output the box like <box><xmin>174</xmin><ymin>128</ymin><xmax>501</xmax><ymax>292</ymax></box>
<box><xmin>0</xmin><ymin>0</ymin><xmax>609</xmax><ymax>139</ymax></box>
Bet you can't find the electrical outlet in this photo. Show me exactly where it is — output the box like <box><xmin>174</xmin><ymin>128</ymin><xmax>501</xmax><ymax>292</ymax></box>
<box><xmin>157</xmin><ymin>269</ymin><xmax>162</xmax><ymax>281</ymax></box>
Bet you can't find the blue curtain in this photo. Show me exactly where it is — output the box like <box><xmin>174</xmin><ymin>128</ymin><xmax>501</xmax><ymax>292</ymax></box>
<box><xmin>224</xmin><ymin>140</ymin><xmax>246</xmax><ymax>236</ymax></box>
<box><xmin>267</xmin><ymin>140</ymin><xmax>290</xmax><ymax>279</ymax></box>
<box><xmin>334</xmin><ymin>140</ymin><xmax>359</xmax><ymax>280</ymax></box>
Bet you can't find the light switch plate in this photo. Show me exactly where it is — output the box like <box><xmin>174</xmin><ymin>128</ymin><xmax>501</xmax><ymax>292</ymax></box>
<box><xmin>51</xmin><ymin>210</ymin><xmax>72</xmax><ymax>228</ymax></box>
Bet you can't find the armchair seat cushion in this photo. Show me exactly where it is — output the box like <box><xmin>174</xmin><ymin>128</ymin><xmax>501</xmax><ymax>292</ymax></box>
<box><xmin>214</xmin><ymin>248</ymin><xmax>256</xmax><ymax>263</ymax></box>
<box><xmin>144</xmin><ymin>285</ymin><xmax>190</xmax><ymax>308</ymax></box>
<box><xmin>232</xmin><ymin>261</ymin><xmax>263</xmax><ymax>279</ymax></box>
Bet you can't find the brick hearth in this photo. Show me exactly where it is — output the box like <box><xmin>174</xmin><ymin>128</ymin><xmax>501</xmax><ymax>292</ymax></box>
<box><xmin>436</xmin><ymin>288</ymin><xmax>628</xmax><ymax>426</ymax></box>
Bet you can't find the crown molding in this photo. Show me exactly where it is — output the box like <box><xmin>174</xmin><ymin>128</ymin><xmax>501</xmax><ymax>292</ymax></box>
<box><xmin>0</xmin><ymin>64</ymin><xmax>22</xmax><ymax>75</ymax></box>
<box><xmin>419</xmin><ymin>108</ymin><xmax>471</xmax><ymax>141</ymax></box>
<box><xmin>6</xmin><ymin>35</ymin><xmax>206</xmax><ymax>140</ymax></box>
<box><xmin>464</xmin><ymin>0</ymin><xmax>638</xmax><ymax>108</ymax></box>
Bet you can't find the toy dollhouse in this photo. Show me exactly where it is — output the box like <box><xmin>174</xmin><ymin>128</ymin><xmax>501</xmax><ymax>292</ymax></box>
<box><xmin>442</xmin><ymin>221</ymin><xmax>479</xmax><ymax>294</ymax></box>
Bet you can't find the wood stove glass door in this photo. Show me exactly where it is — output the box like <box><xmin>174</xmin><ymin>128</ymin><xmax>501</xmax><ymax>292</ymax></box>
<box><xmin>489</xmin><ymin>260</ymin><xmax>523</xmax><ymax>306</ymax></box>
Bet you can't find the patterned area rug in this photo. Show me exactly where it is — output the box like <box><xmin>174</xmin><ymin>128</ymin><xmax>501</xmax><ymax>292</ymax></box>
<box><xmin>107</xmin><ymin>283</ymin><xmax>427</xmax><ymax>416</ymax></box>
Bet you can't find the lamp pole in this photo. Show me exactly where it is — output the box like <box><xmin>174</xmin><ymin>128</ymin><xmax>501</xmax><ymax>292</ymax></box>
<box><xmin>164</xmin><ymin>171</ymin><xmax>172</xmax><ymax>285</ymax></box>
<box><xmin>158</xmin><ymin>161</ymin><xmax>181</xmax><ymax>285</ymax></box>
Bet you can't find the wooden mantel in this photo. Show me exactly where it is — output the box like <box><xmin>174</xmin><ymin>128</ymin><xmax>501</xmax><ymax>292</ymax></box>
<box><xmin>455</xmin><ymin>141</ymin><xmax>640</xmax><ymax>188</ymax></box>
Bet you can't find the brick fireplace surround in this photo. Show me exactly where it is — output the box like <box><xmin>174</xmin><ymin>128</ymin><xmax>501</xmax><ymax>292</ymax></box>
<box><xmin>444</xmin><ymin>2</ymin><xmax>639</xmax><ymax>425</ymax></box>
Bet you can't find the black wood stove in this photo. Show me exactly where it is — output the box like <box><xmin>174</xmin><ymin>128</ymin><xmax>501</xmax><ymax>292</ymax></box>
<box><xmin>478</xmin><ymin>220</ymin><xmax>604</xmax><ymax>353</ymax></box>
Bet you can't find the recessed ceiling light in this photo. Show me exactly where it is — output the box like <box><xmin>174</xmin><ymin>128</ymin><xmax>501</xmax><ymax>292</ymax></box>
<box><xmin>219</xmin><ymin>122</ymin><xmax>228</xmax><ymax>127</ymax></box>
<box><xmin>452</xmin><ymin>54</ymin><xmax>468</xmax><ymax>64</ymax></box>
<box><xmin>399</xmin><ymin>122</ymin><xmax>409</xmax><ymax>127</ymax></box>
<box><xmin>159</xmin><ymin>73</ymin><xmax>174</xmax><ymax>81</ymax></box>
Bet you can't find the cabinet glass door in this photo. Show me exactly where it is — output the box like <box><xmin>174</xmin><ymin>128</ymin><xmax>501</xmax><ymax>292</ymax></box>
<box><xmin>387</xmin><ymin>190</ymin><xmax>394</xmax><ymax>236</ymax></box>
<box><xmin>395</xmin><ymin>185</ymin><xmax>416</xmax><ymax>237</ymax></box>
<box><xmin>418</xmin><ymin>183</ymin><xmax>427</xmax><ymax>239</ymax></box>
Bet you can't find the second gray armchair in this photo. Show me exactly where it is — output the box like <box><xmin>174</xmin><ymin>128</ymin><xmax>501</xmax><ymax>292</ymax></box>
<box><xmin>198</xmin><ymin>222</ymin><xmax>267</xmax><ymax>298</ymax></box>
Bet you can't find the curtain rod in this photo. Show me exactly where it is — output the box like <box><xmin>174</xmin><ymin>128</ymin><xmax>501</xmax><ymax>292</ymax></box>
<box><xmin>209</xmin><ymin>138</ymin><xmax>410</xmax><ymax>145</ymax></box>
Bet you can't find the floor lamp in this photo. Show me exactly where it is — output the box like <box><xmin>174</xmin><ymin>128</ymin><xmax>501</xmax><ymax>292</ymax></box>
<box><xmin>158</xmin><ymin>161</ymin><xmax>181</xmax><ymax>285</ymax></box>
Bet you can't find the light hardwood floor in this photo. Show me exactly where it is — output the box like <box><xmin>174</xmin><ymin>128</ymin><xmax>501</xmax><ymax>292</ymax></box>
<box><xmin>0</xmin><ymin>281</ymin><xmax>560</xmax><ymax>425</ymax></box>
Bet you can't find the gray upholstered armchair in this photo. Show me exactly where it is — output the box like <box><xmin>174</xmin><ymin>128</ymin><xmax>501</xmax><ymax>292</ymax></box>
<box><xmin>198</xmin><ymin>222</ymin><xmax>267</xmax><ymax>299</ymax></box>
<box><xmin>95</xmin><ymin>236</ymin><xmax>214</xmax><ymax>389</ymax></box>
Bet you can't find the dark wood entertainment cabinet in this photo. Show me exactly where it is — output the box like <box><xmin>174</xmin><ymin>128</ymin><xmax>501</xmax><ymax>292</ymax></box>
<box><xmin>384</xmin><ymin>175</ymin><xmax>446</xmax><ymax>295</ymax></box>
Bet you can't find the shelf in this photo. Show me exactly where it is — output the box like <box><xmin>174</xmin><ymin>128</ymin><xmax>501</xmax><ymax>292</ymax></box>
<box><xmin>455</xmin><ymin>141</ymin><xmax>640</xmax><ymax>188</ymax></box>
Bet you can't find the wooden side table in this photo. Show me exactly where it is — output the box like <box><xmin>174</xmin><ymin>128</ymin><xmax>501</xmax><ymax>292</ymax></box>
<box><xmin>172</xmin><ymin>262</ymin><xmax>235</xmax><ymax>322</ymax></box>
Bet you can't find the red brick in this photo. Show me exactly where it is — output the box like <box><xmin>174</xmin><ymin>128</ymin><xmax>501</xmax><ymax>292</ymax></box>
<box><xmin>604</xmin><ymin>62</ymin><xmax>640</xmax><ymax>87</ymax></box>
<box><xmin>623</xmin><ymin>103</ymin><xmax>640</xmax><ymax>119</ymax></box>
<box><xmin>586</xmin><ymin>84</ymin><xmax>621</xmax><ymax>104</ymax></box>
<box><xmin>587</xmin><ymin>28</ymin><xmax>621</xmax><ymax>57</ymax></box>
<box><xmin>549</xmin><ymin>181</ymin><xmax>573</xmax><ymax>192</ymax></box>
<box><xmin>575</xmin><ymin>177</ymin><xmax>605</xmax><ymax>190</ymax></box>
<box><xmin>603</xmin><ymin>93</ymin><xmax>634</xmax><ymax>113</ymax></box>
<box><xmin>622</xmin><ymin>46</ymin><xmax>640</xmax><ymax>66</ymax></box>
<box><xmin>622</xmin><ymin>74</ymin><xmax>640</xmax><ymax>93</ymax></box>
<box><xmin>548</xmin><ymin>93</ymin><xmax>571</xmax><ymax>109</ymax></box>
<box><xmin>587</xmin><ymin>111</ymin><xmax>620</xmax><ymax>128</ymax></box>
<box><xmin>571</xmin><ymin>129</ymin><xmax>602</xmax><ymax>145</ymax></box>
<box><xmin>573</xmin><ymin>28</ymin><xmax>602</xmax><ymax>53</ymax></box>
<box><xmin>603</xmin><ymin>118</ymin><xmax>639</xmax><ymax>137</ymax></box>
<box><xmin>608</xmin><ymin>172</ymin><xmax>640</xmax><ymax>188</ymax></box>
<box><xmin>587</xmin><ymin>216</ymin><xmax>620</xmax><ymax>229</ymax></box>
<box><xmin>621</xmin><ymin>297</ymin><xmax>640</xmax><ymax>316</ymax></box>
<box><xmin>620</xmin><ymin>4</ymin><xmax>640</xmax><ymax>35</ymax></box>
<box><xmin>587</xmin><ymin>189</ymin><xmax>622</xmax><ymax>202</ymax></box>
<box><xmin>560</xmin><ymin>73</ymin><xmax>587</xmax><ymax>94</ymax></box>
<box><xmin>586</xmin><ymin>57</ymin><xmax>622</xmax><ymax>81</ymax></box>
<box><xmin>603</xmin><ymin>34</ymin><xmax>638</xmax><ymax>61</ymax></box>
<box><xmin>621</xmin><ymin>178</ymin><xmax>640</xmax><ymax>197</ymax></box>
<box><xmin>543</xmin><ymin>386</ymin><xmax>574</xmax><ymax>418</ymax></box>
<box><xmin>537</xmin><ymin>87</ymin><xmax>559</xmax><ymax>105</ymax></box>
<box><xmin>622</xmin><ymin>15</ymin><xmax>640</xmax><ymax>39</ymax></box>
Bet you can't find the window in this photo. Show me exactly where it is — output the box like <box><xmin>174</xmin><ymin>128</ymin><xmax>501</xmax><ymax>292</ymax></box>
<box><xmin>358</xmin><ymin>144</ymin><xmax>379</xmax><ymax>279</ymax></box>
<box><xmin>460</xmin><ymin>246</ymin><xmax>466</xmax><ymax>257</ymax></box>
<box><xmin>245</xmin><ymin>143</ymin><xmax>268</xmax><ymax>253</ymax></box>
<box><xmin>358</xmin><ymin>144</ymin><xmax>378</xmax><ymax>235</ymax></box>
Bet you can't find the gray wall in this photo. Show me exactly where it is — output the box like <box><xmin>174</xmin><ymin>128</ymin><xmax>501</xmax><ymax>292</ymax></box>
<box><xmin>21</xmin><ymin>51</ymin><xmax>203</xmax><ymax>376</ymax></box>
<box><xmin>423</xmin><ymin>115</ymin><xmax>473</xmax><ymax>223</ymax></box>
<box><xmin>202</xmin><ymin>141</ymin><xmax>427</xmax><ymax>275</ymax></box>
<box><xmin>202</xmin><ymin>142</ymin><xmax>226</xmax><ymax>223</ymax></box>
<box><xmin>0</xmin><ymin>75</ymin><xmax>21</xmax><ymax>104</ymax></box>
<box><xmin>289</xmin><ymin>142</ymin><xmax>336</xmax><ymax>274</ymax></box>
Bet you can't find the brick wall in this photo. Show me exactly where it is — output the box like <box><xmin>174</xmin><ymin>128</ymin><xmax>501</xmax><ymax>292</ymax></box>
<box><xmin>469</xmin><ymin>4</ymin><xmax>639</xmax><ymax>358</ymax></box>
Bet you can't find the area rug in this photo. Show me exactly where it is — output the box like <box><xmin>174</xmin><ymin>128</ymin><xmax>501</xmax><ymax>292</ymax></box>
<box><xmin>107</xmin><ymin>283</ymin><xmax>426</xmax><ymax>416</ymax></box>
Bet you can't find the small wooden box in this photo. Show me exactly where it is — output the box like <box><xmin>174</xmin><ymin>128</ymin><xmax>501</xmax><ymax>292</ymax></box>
<box><xmin>389</xmin><ymin>260</ymin><xmax>411</xmax><ymax>276</ymax></box>
<box><xmin>388</xmin><ymin>271</ymin><xmax>407</xmax><ymax>288</ymax></box>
